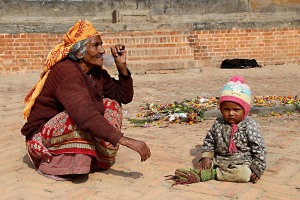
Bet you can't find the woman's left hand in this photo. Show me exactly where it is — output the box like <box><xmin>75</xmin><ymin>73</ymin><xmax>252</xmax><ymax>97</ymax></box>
<box><xmin>118</xmin><ymin>136</ymin><xmax>151</xmax><ymax>162</ymax></box>
<box><xmin>110</xmin><ymin>44</ymin><xmax>127</xmax><ymax>75</ymax></box>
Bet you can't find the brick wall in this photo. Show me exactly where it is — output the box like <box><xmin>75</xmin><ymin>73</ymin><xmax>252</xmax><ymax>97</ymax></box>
<box><xmin>0</xmin><ymin>27</ymin><xmax>299</xmax><ymax>72</ymax></box>
<box><xmin>189</xmin><ymin>28</ymin><xmax>300</xmax><ymax>67</ymax></box>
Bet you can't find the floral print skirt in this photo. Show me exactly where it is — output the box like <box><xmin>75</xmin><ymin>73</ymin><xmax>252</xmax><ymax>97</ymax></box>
<box><xmin>26</xmin><ymin>98</ymin><xmax>122</xmax><ymax>174</ymax></box>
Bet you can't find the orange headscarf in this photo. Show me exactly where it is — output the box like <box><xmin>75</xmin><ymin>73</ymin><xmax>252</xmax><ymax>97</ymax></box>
<box><xmin>23</xmin><ymin>20</ymin><xmax>99</xmax><ymax>120</ymax></box>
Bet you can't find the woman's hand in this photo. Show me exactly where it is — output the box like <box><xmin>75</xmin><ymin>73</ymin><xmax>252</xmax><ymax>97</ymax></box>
<box><xmin>110</xmin><ymin>44</ymin><xmax>128</xmax><ymax>75</ymax></box>
<box><xmin>118</xmin><ymin>136</ymin><xmax>151</xmax><ymax>162</ymax></box>
<box><xmin>198</xmin><ymin>157</ymin><xmax>212</xmax><ymax>170</ymax></box>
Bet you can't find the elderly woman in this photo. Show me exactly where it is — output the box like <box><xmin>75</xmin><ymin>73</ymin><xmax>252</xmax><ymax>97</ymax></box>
<box><xmin>21</xmin><ymin>20</ymin><xmax>151</xmax><ymax>181</ymax></box>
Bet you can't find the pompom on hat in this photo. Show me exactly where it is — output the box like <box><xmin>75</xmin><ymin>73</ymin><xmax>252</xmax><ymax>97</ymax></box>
<box><xmin>219</xmin><ymin>76</ymin><xmax>252</xmax><ymax>118</ymax></box>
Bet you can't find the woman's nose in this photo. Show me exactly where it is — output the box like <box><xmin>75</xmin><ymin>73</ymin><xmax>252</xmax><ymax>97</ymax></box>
<box><xmin>98</xmin><ymin>46</ymin><xmax>105</xmax><ymax>53</ymax></box>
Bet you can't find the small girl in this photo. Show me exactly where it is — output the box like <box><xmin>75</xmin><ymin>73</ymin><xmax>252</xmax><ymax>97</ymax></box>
<box><xmin>167</xmin><ymin>76</ymin><xmax>267</xmax><ymax>185</ymax></box>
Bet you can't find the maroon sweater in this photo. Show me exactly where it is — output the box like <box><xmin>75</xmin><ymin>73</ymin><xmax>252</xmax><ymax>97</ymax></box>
<box><xmin>21</xmin><ymin>59</ymin><xmax>134</xmax><ymax>145</ymax></box>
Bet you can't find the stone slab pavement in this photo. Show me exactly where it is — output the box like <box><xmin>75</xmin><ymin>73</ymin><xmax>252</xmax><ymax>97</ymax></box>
<box><xmin>0</xmin><ymin>65</ymin><xmax>299</xmax><ymax>200</ymax></box>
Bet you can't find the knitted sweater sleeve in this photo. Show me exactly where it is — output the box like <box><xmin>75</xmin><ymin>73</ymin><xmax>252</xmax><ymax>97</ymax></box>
<box><xmin>101</xmin><ymin>69</ymin><xmax>134</xmax><ymax>104</ymax></box>
<box><xmin>246</xmin><ymin>122</ymin><xmax>267</xmax><ymax>174</ymax></box>
<box><xmin>55</xmin><ymin>70</ymin><xmax>123</xmax><ymax>146</ymax></box>
<box><xmin>201</xmin><ymin>122</ymin><xmax>218</xmax><ymax>159</ymax></box>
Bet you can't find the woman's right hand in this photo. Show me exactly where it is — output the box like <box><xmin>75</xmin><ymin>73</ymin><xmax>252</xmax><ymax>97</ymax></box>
<box><xmin>118</xmin><ymin>136</ymin><xmax>151</xmax><ymax>162</ymax></box>
<box><xmin>198</xmin><ymin>157</ymin><xmax>212</xmax><ymax>170</ymax></box>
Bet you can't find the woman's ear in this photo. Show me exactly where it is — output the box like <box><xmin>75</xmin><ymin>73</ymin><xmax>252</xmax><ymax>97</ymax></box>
<box><xmin>75</xmin><ymin>52</ymin><xmax>84</xmax><ymax>59</ymax></box>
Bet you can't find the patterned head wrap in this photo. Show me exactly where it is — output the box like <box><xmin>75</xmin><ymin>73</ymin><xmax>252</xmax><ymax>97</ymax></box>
<box><xmin>23</xmin><ymin>20</ymin><xmax>99</xmax><ymax>120</ymax></box>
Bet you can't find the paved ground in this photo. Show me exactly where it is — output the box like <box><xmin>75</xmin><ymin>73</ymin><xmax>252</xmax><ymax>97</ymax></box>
<box><xmin>0</xmin><ymin>65</ymin><xmax>299</xmax><ymax>200</ymax></box>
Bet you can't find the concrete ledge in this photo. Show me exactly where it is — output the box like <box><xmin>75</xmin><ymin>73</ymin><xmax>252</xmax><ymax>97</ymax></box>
<box><xmin>192</xmin><ymin>19</ymin><xmax>300</xmax><ymax>30</ymax></box>
<box><xmin>105</xmin><ymin>60</ymin><xmax>200</xmax><ymax>75</ymax></box>
<box><xmin>250</xmin><ymin>104</ymin><xmax>298</xmax><ymax>116</ymax></box>
<box><xmin>204</xmin><ymin>104</ymin><xmax>298</xmax><ymax>118</ymax></box>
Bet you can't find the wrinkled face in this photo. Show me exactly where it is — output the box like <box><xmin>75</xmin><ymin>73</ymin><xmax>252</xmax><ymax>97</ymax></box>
<box><xmin>220</xmin><ymin>101</ymin><xmax>245</xmax><ymax>125</ymax></box>
<box><xmin>82</xmin><ymin>35</ymin><xmax>105</xmax><ymax>69</ymax></box>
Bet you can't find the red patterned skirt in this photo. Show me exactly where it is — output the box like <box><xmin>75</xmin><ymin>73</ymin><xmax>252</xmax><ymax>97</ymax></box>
<box><xmin>27</xmin><ymin>98</ymin><xmax>122</xmax><ymax>174</ymax></box>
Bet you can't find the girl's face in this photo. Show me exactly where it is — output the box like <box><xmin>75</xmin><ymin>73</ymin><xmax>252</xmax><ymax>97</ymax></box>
<box><xmin>82</xmin><ymin>35</ymin><xmax>105</xmax><ymax>70</ymax></box>
<box><xmin>220</xmin><ymin>101</ymin><xmax>245</xmax><ymax>125</ymax></box>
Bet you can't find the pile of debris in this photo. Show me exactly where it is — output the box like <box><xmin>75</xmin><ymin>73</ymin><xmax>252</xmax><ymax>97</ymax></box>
<box><xmin>128</xmin><ymin>95</ymin><xmax>299</xmax><ymax>127</ymax></box>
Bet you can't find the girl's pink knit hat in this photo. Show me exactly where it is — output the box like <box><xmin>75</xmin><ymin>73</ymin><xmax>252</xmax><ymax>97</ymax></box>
<box><xmin>219</xmin><ymin>76</ymin><xmax>251</xmax><ymax>118</ymax></box>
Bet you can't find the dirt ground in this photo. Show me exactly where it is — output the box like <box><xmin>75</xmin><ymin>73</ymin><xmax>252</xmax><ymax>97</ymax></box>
<box><xmin>0</xmin><ymin>64</ymin><xmax>299</xmax><ymax>199</ymax></box>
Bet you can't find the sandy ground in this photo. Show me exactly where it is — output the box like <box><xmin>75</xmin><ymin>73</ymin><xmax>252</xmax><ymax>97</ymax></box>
<box><xmin>0</xmin><ymin>64</ymin><xmax>299</xmax><ymax>199</ymax></box>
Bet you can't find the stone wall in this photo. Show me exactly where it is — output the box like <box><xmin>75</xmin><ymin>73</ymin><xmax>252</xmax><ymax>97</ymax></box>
<box><xmin>1</xmin><ymin>0</ymin><xmax>300</xmax><ymax>18</ymax></box>
<box><xmin>0</xmin><ymin>0</ymin><xmax>299</xmax><ymax>72</ymax></box>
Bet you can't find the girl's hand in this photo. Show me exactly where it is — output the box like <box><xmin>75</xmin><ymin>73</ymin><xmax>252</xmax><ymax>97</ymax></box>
<box><xmin>250</xmin><ymin>164</ymin><xmax>261</xmax><ymax>183</ymax></box>
<box><xmin>198</xmin><ymin>157</ymin><xmax>212</xmax><ymax>170</ymax></box>
<box><xmin>250</xmin><ymin>172</ymin><xmax>259</xmax><ymax>183</ymax></box>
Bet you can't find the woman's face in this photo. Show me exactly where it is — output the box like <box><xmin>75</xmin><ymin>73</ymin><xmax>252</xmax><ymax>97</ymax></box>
<box><xmin>220</xmin><ymin>101</ymin><xmax>245</xmax><ymax>125</ymax></box>
<box><xmin>82</xmin><ymin>35</ymin><xmax>105</xmax><ymax>70</ymax></box>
